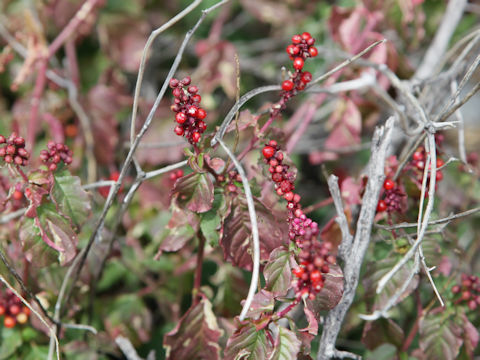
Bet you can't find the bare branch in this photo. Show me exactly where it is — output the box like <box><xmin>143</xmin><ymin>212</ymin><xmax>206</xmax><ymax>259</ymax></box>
<box><xmin>116</xmin><ymin>336</ymin><xmax>143</xmax><ymax>360</ymax></box>
<box><xmin>217</xmin><ymin>138</ymin><xmax>259</xmax><ymax>321</ymax></box>
<box><xmin>414</xmin><ymin>0</ymin><xmax>468</xmax><ymax>79</ymax></box>
<box><xmin>317</xmin><ymin>117</ymin><xmax>394</xmax><ymax>359</ymax></box>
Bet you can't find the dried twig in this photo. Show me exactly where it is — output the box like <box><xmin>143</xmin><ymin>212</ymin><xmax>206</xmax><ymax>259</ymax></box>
<box><xmin>317</xmin><ymin>117</ymin><xmax>394</xmax><ymax>359</ymax></box>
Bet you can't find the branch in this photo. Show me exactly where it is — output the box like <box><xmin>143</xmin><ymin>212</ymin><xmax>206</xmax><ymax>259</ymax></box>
<box><xmin>217</xmin><ymin>139</ymin><xmax>259</xmax><ymax>321</ymax></box>
<box><xmin>115</xmin><ymin>336</ymin><xmax>143</xmax><ymax>360</ymax></box>
<box><xmin>317</xmin><ymin>117</ymin><xmax>394</xmax><ymax>359</ymax></box>
<box><xmin>414</xmin><ymin>0</ymin><xmax>468</xmax><ymax>79</ymax></box>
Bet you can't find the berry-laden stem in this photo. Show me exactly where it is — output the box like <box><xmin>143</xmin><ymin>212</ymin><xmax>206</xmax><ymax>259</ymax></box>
<box><xmin>192</xmin><ymin>232</ymin><xmax>206</xmax><ymax>305</ymax></box>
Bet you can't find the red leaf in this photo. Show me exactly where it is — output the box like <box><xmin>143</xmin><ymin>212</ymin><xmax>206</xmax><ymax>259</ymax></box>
<box><xmin>221</xmin><ymin>195</ymin><xmax>288</xmax><ymax>270</ymax></box>
<box><xmin>164</xmin><ymin>298</ymin><xmax>222</xmax><ymax>360</ymax></box>
<box><xmin>324</xmin><ymin>98</ymin><xmax>362</xmax><ymax>151</ymax></box>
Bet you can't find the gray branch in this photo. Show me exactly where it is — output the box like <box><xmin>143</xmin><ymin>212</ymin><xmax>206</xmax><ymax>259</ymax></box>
<box><xmin>317</xmin><ymin>117</ymin><xmax>394</xmax><ymax>359</ymax></box>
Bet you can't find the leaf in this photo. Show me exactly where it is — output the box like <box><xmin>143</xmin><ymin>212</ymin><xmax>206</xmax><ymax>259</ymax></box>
<box><xmin>221</xmin><ymin>195</ymin><xmax>288</xmax><ymax>270</ymax></box>
<box><xmin>263</xmin><ymin>247</ymin><xmax>292</xmax><ymax>296</ymax></box>
<box><xmin>157</xmin><ymin>202</ymin><xmax>199</xmax><ymax>255</ymax></box>
<box><xmin>224</xmin><ymin>322</ymin><xmax>272</xmax><ymax>360</ymax></box>
<box><xmin>300</xmin><ymin>306</ymin><xmax>318</xmax><ymax>336</ymax></box>
<box><xmin>419</xmin><ymin>309</ymin><xmax>463</xmax><ymax>360</ymax></box>
<box><xmin>164</xmin><ymin>298</ymin><xmax>223</xmax><ymax>360</ymax></box>
<box><xmin>211</xmin><ymin>264</ymin><xmax>249</xmax><ymax>317</ymax></box>
<box><xmin>361</xmin><ymin>318</ymin><xmax>405</xmax><ymax>350</ymax></box>
<box><xmin>20</xmin><ymin>203</ymin><xmax>78</xmax><ymax>266</ymax></box>
<box><xmin>307</xmin><ymin>264</ymin><xmax>344</xmax><ymax>313</ymax></box>
<box><xmin>242</xmin><ymin>290</ymin><xmax>274</xmax><ymax>320</ymax></box>
<box><xmin>324</xmin><ymin>98</ymin><xmax>362</xmax><ymax>151</ymax></box>
<box><xmin>51</xmin><ymin>169</ymin><xmax>91</xmax><ymax>228</ymax></box>
<box><xmin>0</xmin><ymin>328</ymin><xmax>22</xmax><ymax>359</ymax></box>
<box><xmin>461</xmin><ymin>313</ymin><xmax>479</xmax><ymax>358</ymax></box>
<box><xmin>173</xmin><ymin>172</ymin><xmax>214</xmax><ymax>213</ymax></box>
<box><xmin>200</xmin><ymin>189</ymin><xmax>229</xmax><ymax>247</ymax></box>
<box><xmin>269</xmin><ymin>325</ymin><xmax>301</xmax><ymax>360</ymax></box>
<box><xmin>363</xmin><ymin>254</ymin><xmax>419</xmax><ymax>310</ymax></box>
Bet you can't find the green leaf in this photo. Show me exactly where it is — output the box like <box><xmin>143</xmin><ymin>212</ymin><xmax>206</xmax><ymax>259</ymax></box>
<box><xmin>269</xmin><ymin>325</ymin><xmax>301</xmax><ymax>360</ymax></box>
<box><xmin>264</xmin><ymin>247</ymin><xmax>292</xmax><ymax>296</ymax></box>
<box><xmin>224</xmin><ymin>322</ymin><xmax>272</xmax><ymax>360</ymax></box>
<box><xmin>164</xmin><ymin>298</ymin><xmax>222</xmax><ymax>360</ymax></box>
<box><xmin>0</xmin><ymin>328</ymin><xmax>22</xmax><ymax>359</ymax></box>
<box><xmin>173</xmin><ymin>172</ymin><xmax>214</xmax><ymax>213</ymax></box>
<box><xmin>200</xmin><ymin>190</ymin><xmax>227</xmax><ymax>247</ymax></box>
<box><xmin>51</xmin><ymin>169</ymin><xmax>91</xmax><ymax>228</ymax></box>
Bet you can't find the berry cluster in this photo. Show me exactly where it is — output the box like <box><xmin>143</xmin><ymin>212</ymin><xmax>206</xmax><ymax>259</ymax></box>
<box><xmin>262</xmin><ymin>141</ymin><xmax>335</xmax><ymax>300</ymax></box>
<box><xmin>0</xmin><ymin>288</ymin><xmax>30</xmax><ymax>328</ymax></box>
<box><xmin>451</xmin><ymin>274</ymin><xmax>480</xmax><ymax>311</ymax></box>
<box><xmin>281</xmin><ymin>32</ymin><xmax>318</xmax><ymax>94</ymax></box>
<box><xmin>409</xmin><ymin>146</ymin><xmax>445</xmax><ymax>184</ymax></box>
<box><xmin>217</xmin><ymin>170</ymin><xmax>242</xmax><ymax>193</ymax></box>
<box><xmin>0</xmin><ymin>133</ymin><xmax>29</xmax><ymax>166</ymax></box>
<box><xmin>377</xmin><ymin>178</ymin><xmax>406</xmax><ymax>214</ymax></box>
<box><xmin>169</xmin><ymin>169</ymin><xmax>184</xmax><ymax>182</ymax></box>
<box><xmin>169</xmin><ymin>77</ymin><xmax>207</xmax><ymax>145</ymax></box>
<box><xmin>39</xmin><ymin>141</ymin><xmax>73</xmax><ymax>171</ymax></box>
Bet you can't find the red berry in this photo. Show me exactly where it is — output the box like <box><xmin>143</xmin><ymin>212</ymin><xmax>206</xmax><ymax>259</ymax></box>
<box><xmin>49</xmin><ymin>163</ymin><xmax>57</xmax><ymax>171</ymax></box>
<box><xmin>169</xmin><ymin>78</ymin><xmax>179</xmax><ymax>88</ymax></box>
<box><xmin>22</xmin><ymin>306</ymin><xmax>31</xmax><ymax>316</ymax></box>
<box><xmin>12</xmin><ymin>190</ymin><xmax>23</xmax><ymax>201</ymax></box>
<box><xmin>192</xmin><ymin>132</ymin><xmax>201</xmax><ymax>143</ymax></box>
<box><xmin>188</xmin><ymin>106</ymin><xmax>198</xmax><ymax>117</ymax></box>
<box><xmin>172</xmin><ymin>88</ymin><xmax>182</xmax><ymax>98</ymax></box>
<box><xmin>436</xmin><ymin>171</ymin><xmax>443</xmax><ymax>181</ymax></box>
<box><xmin>0</xmin><ymin>135</ymin><xmax>5</xmax><ymax>143</ymax></box>
<box><xmin>301</xmin><ymin>32</ymin><xmax>312</xmax><ymax>40</ymax></box>
<box><xmin>6</xmin><ymin>144</ymin><xmax>15</xmax><ymax>155</ymax></box>
<box><xmin>293</xmin><ymin>267</ymin><xmax>305</xmax><ymax>278</ymax></box>
<box><xmin>262</xmin><ymin>146</ymin><xmax>275</xmax><ymax>159</ymax></box>
<box><xmin>291</xmin><ymin>34</ymin><xmax>302</xmax><ymax>44</ymax></box>
<box><xmin>269</xmin><ymin>140</ymin><xmax>277</xmax><ymax>147</ymax></box>
<box><xmin>197</xmin><ymin>108</ymin><xmax>207</xmax><ymax>120</ymax></box>
<box><xmin>310</xmin><ymin>270</ymin><xmax>322</xmax><ymax>283</ymax></box>
<box><xmin>286</xmin><ymin>45</ymin><xmax>299</xmax><ymax>55</ymax></box>
<box><xmin>192</xmin><ymin>94</ymin><xmax>201</xmax><ymax>102</ymax></box>
<box><xmin>377</xmin><ymin>200</ymin><xmax>387</xmax><ymax>212</ymax></box>
<box><xmin>282</xmin><ymin>80</ymin><xmax>294</xmax><ymax>91</ymax></box>
<box><xmin>308</xmin><ymin>46</ymin><xmax>318</xmax><ymax>57</ymax></box>
<box><xmin>462</xmin><ymin>291</ymin><xmax>471</xmax><ymax>300</ymax></box>
<box><xmin>9</xmin><ymin>304</ymin><xmax>20</xmax><ymax>316</ymax></box>
<box><xmin>175</xmin><ymin>112</ymin><xmax>187</xmax><ymax>124</ymax></box>
<box><xmin>301</xmin><ymin>72</ymin><xmax>312</xmax><ymax>83</ymax></box>
<box><xmin>4</xmin><ymin>154</ymin><xmax>12</xmax><ymax>163</ymax></box>
<box><xmin>284</xmin><ymin>191</ymin><xmax>294</xmax><ymax>201</ymax></box>
<box><xmin>174</xmin><ymin>126</ymin><xmax>184</xmax><ymax>136</ymax></box>
<box><xmin>383</xmin><ymin>179</ymin><xmax>395</xmax><ymax>190</ymax></box>
<box><xmin>436</xmin><ymin>158</ymin><xmax>444</xmax><ymax>167</ymax></box>
<box><xmin>4</xmin><ymin>316</ymin><xmax>15</xmax><ymax>328</ymax></box>
<box><xmin>413</xmin><ymin>151</ymin><xmax>423</xmax><ymax>161</ymax></box>
<box><xmin>181</xmin><ymin>76</ymin><xmax>191</xmax><ymax>86</ymax></box>
<box><xmin>187</xmin><ymin>85</ymin><xmax>198</xmax><ymax>94</ymax></box>
<box><xmin>0</xmin><ymin>305</ymin><xmax>5</xmax><ymax>315</ymax></box>
<box><xmin>293</xmin><ymin>57</ymin><xmax>304</xmax><ymax>70</ymax></box>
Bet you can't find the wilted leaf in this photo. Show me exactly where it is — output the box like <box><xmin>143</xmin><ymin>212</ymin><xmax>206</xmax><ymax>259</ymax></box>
<box><xmin>51</xmin><ymin>169</ymin><xmax>91</xmax><ymax>228</ymax></box>
<box><xmin>173</xmin><ymin>172</ymin><xmax>214</xmax><ymax>213</ymax></box>
<box><xmin>221</xmin><ymin>195</ymin><xmax>288</xmax><ymax>270</ymax></box>
<box><xmin>362</xmin><ymin>318</ymin><xmax>404</xmax><ymax>350</ymax></box>
<box><xmin>164</xmin><ymin>298</ymin><xmax>223</xmax><ymax>360</ymax></box>
<box><xmin>419</xmin><ymin>309</ymin><xmax>463</xmax><ymax>360</ymax></box>
<box><xmin>307</xmin><ymin>264</ymin><xmax>344</xmax><ymax>313</ymax></box>
<box><xmin>269</xmin><ymin>325</ymin><xmax>301</xmax><ymax>360</ymax></box>
<box><xmin>224</xmin><ymin>322</ymin><xmax>272</xmax><ymax>360</ymax></box>
<box><xmin>263</xmin><ymin>247</ymin><xmax>292</xmax><ymax>296</ymax></box>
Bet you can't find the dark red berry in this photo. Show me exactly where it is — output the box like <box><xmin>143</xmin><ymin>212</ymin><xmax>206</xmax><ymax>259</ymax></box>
<box><xmin>262</xmin><ymin>146</ymin><xmax>275</xmax><ymax>159</ymax></box>
<box><xmin>384</xmin><ymin>179</ymin><xmax>395</xmax><ymax>190</ymax></box>
<box><xmin>413</xmin><ymin>151</ymin><xmax>423</xmax><ymax>161</ymax></box>
<box><xmin>292</xmin><ymin>34</ymin><xmax>302</xmax><ymax>44</ymax></box>
<box><xmin>301</xmin><ymin>72</ymin><xmax>312</xmax><ymax>83</ymax></box>
<box><xmin>436</xmin><ymin>171</ymin><xmax>443</xmax><ymax>181</ymax></box>
<box><xmin>197</xmin><ymin>108</ymin><xmax>207</xmax><ymax>120</ymax></box>
<box><xmin>293</xmin><ymin>57</ymin><xmax>304</xmax><ymax>70</ymax></box>
<box><xmin>175</xmin><ymin>112</ymin><xmax>187</xmax><ymax>124</ymax></box>
<box><xmin>174</xmin><ymin>126</ymin><xmax>184</xmax><ymax>136</ymax></box>
<box><xmin>188</xmin><ymin>85</ymin><xmax>198</xmax><ymax>94</ymax></box>
<box><xmin>310</xmin><ymin>270</ymin><xmax>322</xmax><ymax>283</ymax></box>
<box><xmin>192</xmin><ymin>94</ymin><xmax>201</xmax><ymax>102</ymax></box>
<box><xmin>308</xmin><ymin>46</ymin><xmax>318</xmax><ymax>57</ymax></box>
<box><xmin>169</xmin><ymin>78</ymin><xmax>179</xmax><ymax>88</ymax></box>
<box><xmin>181</xmin><ymin>76</ymin><xmax>191</xmax><ymax>86</ymax></box>
<box><xmin>377</xmin><ymin>200</ymin><xmax>387</xmax><ymax>212</ymax></box>
<box><xmin>282</xmin><ymin>80</ymin><xmax>294</xmax><ymax>91</ymax></box>
<box><xmin>293</xmin><ymin>267</ymin><xmax>305</xmax><ymax>278</ymax></box>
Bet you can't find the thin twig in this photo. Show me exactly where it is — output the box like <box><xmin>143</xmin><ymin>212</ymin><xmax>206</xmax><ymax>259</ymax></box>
<box><xmin>377</xmin><ymin>132</ymin><xmax>437</xmax><ymax>295</ymax></box>
<box><xmin>376</xmin><ymin>206</ymin><xmax>480</xmax><ymax>230</ymax></box>
<box><xmin>129</xmin><ymin>0</ymin><xmax>204</xmax><ymax>145</ymax></box>
<box><xmin>115</xmin><ymin>336</ymin><xmax>143</xmax><ymax>360</ymax></box>
<box><xmin>0</xmin><ymin>275</ymin><xmax>60</xmax><ymax>360</ymax></box>
<box><xmin>217</xmin><ymin>138</ymin><xmax>259</xmax><ymax>321</ymax></box>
